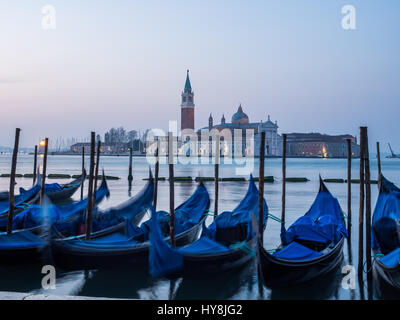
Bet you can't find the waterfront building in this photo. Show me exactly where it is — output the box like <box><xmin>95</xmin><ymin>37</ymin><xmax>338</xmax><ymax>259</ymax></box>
<box><xmin>286</xmin><ymin>133</ymin><xmax>360</xmax><ymax>158</ymax></box>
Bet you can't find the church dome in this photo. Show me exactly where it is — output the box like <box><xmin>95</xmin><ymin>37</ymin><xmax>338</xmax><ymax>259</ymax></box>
<box><xmin>231</xmin><ymin>104</ymin><xmax>249</xmax><ymax>125</ymax></box>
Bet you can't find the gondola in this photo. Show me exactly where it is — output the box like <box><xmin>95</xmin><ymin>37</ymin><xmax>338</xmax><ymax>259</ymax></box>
<box><xmin>258</xmin><ymin>177</ymin><xmax>347</xmax><ymax>288</ymax></box>
<box><xmin>51</xmin><ymin>181</ymin><xmax>209</xmax><ymax>270</ymax></box>
<box><xmin>0</xmin><ymin>176</ymin><xmax>42</xmax><ymax>217</ymax></box>
<box><xmin>148</xmin><ymin>176</ymin><xmax>268</xmax><ymax>277</ymax></box>
<box><xmin>19</xmin><ymin>172</ymin><xmax>86</xmax><ymax>202</ymax></box>
<box><xmin>0</xmin><ymin>176</ymin><xmax>109</xmax><ymax>263</ymax></box>
<box><xmin>0</xmin><ymin>174</ymin><xmax>153</xmax><ymax>264</ymax></box>
<box><xmin>372</xmin><ymin>175</ymin><xmax>400</xmax><ymax>290</ymax></box>
<box><xmin>7</xmin><ymin>175</ymin><xmax>110</xmax><ymax>235</ymax></box>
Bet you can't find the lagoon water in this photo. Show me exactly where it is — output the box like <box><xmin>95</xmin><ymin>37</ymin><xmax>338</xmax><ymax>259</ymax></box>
<box><xmin>0</xmin><ymin>154</ymin><xmax>400</xmax><ymax>300</ymax></box>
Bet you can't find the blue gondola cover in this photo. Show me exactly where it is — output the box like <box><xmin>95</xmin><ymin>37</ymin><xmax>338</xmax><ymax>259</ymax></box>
<box><xmin>281</xmin><ymin>188</ymin><xmax>347</xmax><ymax>246</ymax></box>
<box><xmin>148</xmin><ymin>176</ymin><xmax>268</xmax><ymax>277</ymax></box>
<box><xmin>272</xmin><ymin>241</ymin><xmax>323</xmax><ymax>261</ymax></box>
<box><xmin>372</xmin><ymin>175</ymin><xmax>400</xmax><ymax>254</ymax></box>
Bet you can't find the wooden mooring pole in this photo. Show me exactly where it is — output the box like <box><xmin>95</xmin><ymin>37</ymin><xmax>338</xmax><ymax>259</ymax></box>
<box><xmin>346</xmin><ymin>138</ymin><xmax>352</xmax><ymax>236</ymax></box>
<box><xmin>358</xmin><ymin>127</ymin><xmax>366</xmax><ymax>278</ymax></box>
<box><xmin>376</xmin><ymin>142</ymin><xmax>382</xmax><ymax>187</ymax></box>
<box><xmin>128</xmin><ymin>144</ymin><xmax>133</xmax><ymax>182</ymax></box>
<box><xmin>85</xmin><ymin>132</ymin><xmax>96</xmax><ymax>240</ymax></box>
<box><xmin>281</xmin><ymin>134</ymin><xmax>287</xmax><ymax>227</ymax></box>
<box><xmin>7</xmin><ymin>128</ymin><xmax>21</xmax><ymax>235</ymax></box>
<box><xmin>81</xmin><ymin>146</ymin><xmax>85</xmax><ymax>200</ymax></box>
<box><xmin>168</xmin><ymin>132</ymin><xmax>176</xmax><ymax>247</ymax></box>
<box><xmin>364</xmin><ymin>129</ymin><xmax>372</xmax><ymax>282</ymax></box>
<box><xmin>33</xmin><ymin>145</ymin><xmax>38</xmax><ymax>186</ymax></box>
<box><xmin>153</xmin><ymin>139</ymin><xmax>160</xmax><ymax>211</ymax></box>
<box><xmin>214</xmin><ymin>134</ymin><xmax>220</xmax><ymax>219</ymax></box>
<box><xmin>93</xmin><ymin>140</ymin><xmax>101</xmax><ymax>203</ymax></box>
<box><xmin>258</xmin><ymin>131</ymin><xmax>265</xmax><ymax>244</ymax></box>
<box><xmin>40</xmin><ymin>138</ymin><xmax>49</xmax><ymax>206</ymax></box>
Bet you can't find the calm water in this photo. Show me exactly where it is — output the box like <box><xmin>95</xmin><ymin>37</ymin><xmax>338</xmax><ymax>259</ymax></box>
<box><xmin>0</xmin><ymin>154</ymin><xmax>400</xmax><ymax>300</ymax></box>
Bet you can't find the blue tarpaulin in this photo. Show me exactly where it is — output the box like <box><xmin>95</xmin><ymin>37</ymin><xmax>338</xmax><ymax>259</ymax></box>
<box><xmin>281</xmin><ymin>184</ymin><xmax>347</xmax><ymax>246</ymax></box>
<box><xmin>149</xmin><ymin>205</ymin><xmax>184</xmax><ymax>277</ymax></box>
<box><xmin>0</xmin><ymin>184</ymin><xmax>41</xmax><ymax>216</ymax></box>
<box><xmin>379</xmin><ymin>247</ymin><xmax>400</xmax><ymax>268</ymax></box>
<box><xmin>10</xmin><ymin>178</ymin><xmax>110</xmax><ymax>231</ymax></box>
<box><xmin>148</xmin><ymin>176</ymin><xmax>268</xmax><ymax>277</ymax></box>
<box><xmin>206</xmin><ymin>175</ymin><xmax>268</xmax><ymax>241</ymax></box>
<box><xmin>0</xmin><ymin>230</ymin><xmax>46</xmax><ymax>249</ymax></box>
<box><xmin>127</xmin><ymin>183</ymin><xmax>210</xmax><ymax>241</ymax></box>
<box><xmin>272</xmin><ymin>241</ymin><xmax>323</xmax><ymax>261</ymax></box>
<box><xmin>178</xmin><ymin>236</ymin><xmax>231</xmax><ymax>255</ymax></box>
<box><xmin>372</xmin><ymin>175</ymin><xmax>400</xmax><ymax>254</ymax></box>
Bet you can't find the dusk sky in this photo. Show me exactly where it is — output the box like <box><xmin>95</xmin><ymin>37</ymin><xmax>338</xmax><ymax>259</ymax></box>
<box><xmin>1</xmin><ymin>0</ymin><xmax>399</xmax><ymax>151</ymax></box>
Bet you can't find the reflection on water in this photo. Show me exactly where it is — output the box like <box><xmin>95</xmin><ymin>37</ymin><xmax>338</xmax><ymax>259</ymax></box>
<box><xmin>269</xmin><ymin>264</ymin><xmax>342</xmax><ymax>300</ymax></box>
<box><xmin>0</xmin><ymin>155</ymin><xmax>400</xmax><ymax>299</ymax></box>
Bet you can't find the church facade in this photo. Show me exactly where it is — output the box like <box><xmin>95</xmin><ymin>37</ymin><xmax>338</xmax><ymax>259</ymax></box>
<box><xmin>180</xmin><ymin>70</ymin><xmax>282</xmax><ymax>157</ymax></box>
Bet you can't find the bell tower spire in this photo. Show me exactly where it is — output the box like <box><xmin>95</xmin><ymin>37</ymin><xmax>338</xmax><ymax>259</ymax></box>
<box><xmin>181</xmin><ymin>69</ymin><xmax>195</xmax><ymax>131</ymax></box>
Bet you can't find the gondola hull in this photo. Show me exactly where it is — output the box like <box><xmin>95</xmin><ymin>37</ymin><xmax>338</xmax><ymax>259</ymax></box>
<box><xmin>51</xmin><ymin>216</ymin><xmax>206</xmax><ymax>270</ymax></box>
<box><xmin>0</xmin><ymin>246</ymin><xmax>47</xmax><ymax>264</ymax></box>
<box><xmin>0</xmin><ymin>230</ymin><xmax>48</xmax><ymax>264</ymax></box>
<box><xmin>181</xmin><ymin>237</ymin><xmax>256</xmax><ymax>276</ymax></box>
<box><xmin>46</xmin><ymin>182</ymin><xmax>81</xmax><ymax>202</ymax></box>
<box><xmin>374</xmin><ymin>259</ymin><xmax>400</xmax><ymax>290</ymax></box>
<box><xmin>259</xmin><ymin>237</ymin><xmax>345</xmax><ymax>288</ymax></box>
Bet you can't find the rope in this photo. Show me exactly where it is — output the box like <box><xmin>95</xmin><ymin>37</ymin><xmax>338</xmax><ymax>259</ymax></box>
<box><xmin>230</xmin><ymin>242</ymin><xmax>256</xmax><ymax>258</ymax></box>
<box><xmin>204</xmin><ymin>210</ymin><xmax>217</xmax><ymax>217</ymax></box>
<box><xmin>363</xmin><ymin>253</ymin><xmax>385</xmax><ymax>273</ymax></box>
<box><xmin>267</xmin><ymin>213</ymin><xmax>283</xmax><ymax>224</ymax></box>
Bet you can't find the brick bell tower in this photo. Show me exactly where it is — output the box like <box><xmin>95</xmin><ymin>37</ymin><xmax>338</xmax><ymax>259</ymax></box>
<box><xmin>181</xmin><ymin>70</ymin><xmax>195</xmax><ymax>131</ymax></box>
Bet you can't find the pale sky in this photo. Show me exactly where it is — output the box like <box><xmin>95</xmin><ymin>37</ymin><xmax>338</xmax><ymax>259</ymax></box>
<box><xmin>1</xmin><ymin>0</ymin><xmax>399</xmax><ymax>151</ymax></box>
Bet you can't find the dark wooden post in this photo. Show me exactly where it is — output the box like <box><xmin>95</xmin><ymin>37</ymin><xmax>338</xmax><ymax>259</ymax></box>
<box><xmin>214</xmin><ymin>134</ymin><xmax>220</xmax><ymax>219</ymax></box>
<box><xmin>93</xmin><ymin>140</ymin><xmax>101</xmax><ymax>203</ymax></box>
<box><xmin>258</xmin><ymin>131</ymin><xmax>266</xmax><ymax>244</ymax></box>
<box><xmin>168</xmin><ymin>132</ymin><xmax>176</xmax><ymax>247</ymax></box>
<box><xmin>40</xmin><ymin>138</ymin><xmax>49</xmax><ymax>206</ymax></box>
<box><xmin>154</xmin><ymin>138</ymin><xmax>160</xmax><ymax>210</ymax></box>
<box><xmin>85</xmin><ymin>132</ymin><xmax>96</xmax><ymax>240</ymax></box>
<box><xmin>80</xmin><ymin>146</ymin><xmax>85</xmax><ymax>200</ymax></box>
<box><xmin>33</xmin><ymin>145</ymin><xmax>38</xmax><ymax>186</ymax></box>
<box><xmin>358</xmin><ymin>127</ymin><xmax>366</xmax><ymax>277</ymax></box>
<box><xmin>128</xmin><ymin>144</ymin><xmax>133</xmax><ymax>181</ymax></box>
<box><xmin>7</xmin><ymin>128</ymin><xmax>21</xmax><ymax>235</ymax></box>
<box><xmin>364</xmin><ymin>129</ymin><xmax>372</xmax><ymax>281</ymax></box>
<box><xmin>376</xmin><ymin>142</ymin><xmax>382</xmax><ymax>187</ymax></box>
<box><xmin>281</xmin><ymin>134</ymin><xmax>287</xmax><ymax>227</ymax></box>
<box><xmin>346</xmin><ymin>138</ymin><xmax>352</xmax><ymax>235</ymax></box>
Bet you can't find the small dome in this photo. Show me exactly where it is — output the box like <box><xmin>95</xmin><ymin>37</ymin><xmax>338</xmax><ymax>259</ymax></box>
<box><xmin>231</xmin><ymin>104</ymin><xmax>249</xmax><ymax>125</ymax></box>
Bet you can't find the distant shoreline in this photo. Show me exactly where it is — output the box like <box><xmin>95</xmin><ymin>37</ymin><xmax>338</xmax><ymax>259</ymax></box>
<box><xmin>21</xmin><ymin>152</ymin><xmax>364</xmax><ymax>159</ymax></box>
